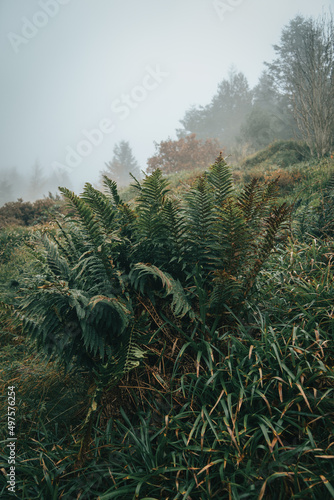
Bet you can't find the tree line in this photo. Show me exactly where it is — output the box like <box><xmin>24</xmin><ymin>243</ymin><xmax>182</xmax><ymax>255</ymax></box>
<box><xmin>105</xmin><ymin>13</ymin><xmax>333</xmax><ymax>181</ymax></box>
<box><xmin>1</xmin><ymin>13</ymin><xmax>332</xmax><ymax>206</ymax></box>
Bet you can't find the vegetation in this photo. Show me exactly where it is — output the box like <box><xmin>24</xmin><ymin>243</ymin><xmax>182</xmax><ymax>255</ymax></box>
<box><xmin>0</xmin><ymin>196</ymin><xmax>65</xmax><ymax>229</ymax></box>
<box><xmin>1</xmin><ymin>148</ymin><xmax>334</xmax><ymax>498</ymax></box>
<box><xmin>240</xmin><ymin>141</ymin><xmax>311</xmax><ymax>170</ymax></box>
<box><xmin>175</xmin><ymin>14</ymin><xmax>333</xmax><ymax>158</ymax></box>
<box><xmin>266</xmin><ymin>14</ymin><xmax>334</xmax><ymax>157</ymax></box>
<box><xmin>147</xmin><ymin>134</ymin><xmax>220</xmax><ymax>174</ymax></box>
<box><xmin>176</xmin><ymin>69</ymin><xmax>253</xmax><ymax>150</ymax></box>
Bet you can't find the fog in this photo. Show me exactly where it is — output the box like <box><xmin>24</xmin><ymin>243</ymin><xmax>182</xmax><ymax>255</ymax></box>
<box><xmin>0</xmin><ymin>0</ymin><xmax>332</xmax><ymax>204</ymax></box>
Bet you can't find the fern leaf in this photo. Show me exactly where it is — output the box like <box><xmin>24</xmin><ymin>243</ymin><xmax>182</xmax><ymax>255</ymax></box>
<box><xmin>102</xmin><ymin>175</ymin><xmax>123</xmax><ymax>206</ymax></box>
<box><xmin>130</xmin><ymin>263</ymin><xmax>193</xmax><ymax>318</ymax></box>
<box><xmin>207</xmin><ymin>152</ymin><xmax>234</xmax><ymax>205</ymax></box>
<box><xmin>82</xmin><ymin>183</ymin><xmax>116</xmax><ymax>232</ymax></box>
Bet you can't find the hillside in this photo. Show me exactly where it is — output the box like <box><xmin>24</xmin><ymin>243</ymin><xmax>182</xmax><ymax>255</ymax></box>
<box><xmin>1</xmin><ymin>145</ymin><xmax>334</xmax><ymax>499</ymax></box>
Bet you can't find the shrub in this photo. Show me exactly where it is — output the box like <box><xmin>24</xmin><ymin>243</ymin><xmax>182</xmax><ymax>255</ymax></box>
<box><xmin>0</xmin><ymin>197</ymin><xmax>64</xmax><ymax>229</ymax></box>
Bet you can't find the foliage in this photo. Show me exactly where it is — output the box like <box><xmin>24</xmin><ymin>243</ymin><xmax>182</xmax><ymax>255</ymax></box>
<box><xmin>240</xmin><ymin>71</ymin><xmax>296</xmax><ymax>150</ymax></box>
<box><xmin>177</xmin><ymin>68</ymin><xmax>253</xmax><ymax>150</ymax></box>
<box><xmin>0</xmin><ymin>226</ymin><xmax>32</xmax><ymax>265</ymax></box>
<box><xmin>146</xmin><ymin>133</ymin><xmax>220</xmax><ymax>174</ymax></box>
<box><xmin>266</xmin><ymin>14</ymin><xmax>334</xmax><ymax>157</ymax></box>
<box><xmin>259</xmin><ymin>236</ymin><xmax>334</xmax><ymax>331</ymax></box>
<box><xmin>241</xmin><ymin>140</ymin><xmax>311</xmax><ymax>170</ymax></box>
<box><xmin>133</xmin><ymin>154</ymin><xmax>291</xmax><ymax>320</ymax></box>
<box><xmin>95</xmin><ymin>317</ymin><xmax>334</xmax><ymax>500</ymax></box>
<box><xmin>2</xmin><ymin>309</ymin><xmax>334</xmax><ymax>499</ymax></box>
<box><xmin>0</xmin><ymin>196</ymin><xmax>64</xmax><ymax>229</ymax></box>
<box><xmin>4</xmin><ymin>154</ymin><xmax>292</xmax><ymax>370</ymax></box>
<box><xmin>3</xmin><ymin>150</ymin><xmax>334</xmax><ymax>498</ymax></box>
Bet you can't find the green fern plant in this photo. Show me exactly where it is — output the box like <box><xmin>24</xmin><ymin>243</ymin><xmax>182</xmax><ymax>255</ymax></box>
<box><xmin>6</xmin><ymin>153</ymin><xmax>292</xmax><ymax>467</ymax></box>
<box><xmin>13</xmin><ymin>154</ymin><xmax>292</xmax><ymax>356</ymax></box>
<box><xmin>180</xmin><ymin>155</ymin><xmax>292</xmax><ymax>318</ymax></box>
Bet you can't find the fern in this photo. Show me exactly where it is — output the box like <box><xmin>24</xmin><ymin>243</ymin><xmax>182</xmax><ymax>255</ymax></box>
<box><xmin>161</xmin><ymin>199</ymin><xmax>187</xmax><ymax>271</ymax></box>
<box><xmin>42</xmin><ymin>236</ymin><xmax>70</xmax><ymax>279</ymax></box>
<box><xmin>96</xmin><ymin>324</ymin><xmax>146</xmax><ymax>386</ymax></box>
<box><xmin>129</xmin><ymin>263</ymin><xmax>193</xmax><ymax>318</ymax></box>
<box><xmin>207</xmin><ymin>152</ymin><xmax>234</xmax><ymax>205</ymax></box>
<box><xmin>237</xmin><ymin>177</ymin><xmax>280</xmax><ymax>226</ymax></box>
<box><xmin>183</xmin><ymin>176</ymin><xmax>216</xmax><ymax>271</ymax></box>
<box><xmin>130</xmin><ymin>170</ymin><xmax>172</xmax><ymax>266</ymax></box>
<box><xmin>6</xmin><ymin>159</ymin><xmax>295</xmax><ymax>448</ymax></box>
<box><xmin>243</xmin><ymin>203</ymin><xmax>292</xmax><ymax>297</ymax></box>
<box><xmin>59</xmin><ymin>187</ymin><xmax>104</xmax><ymax>248</ymax></box>
<box><xmin>60</xmin><ymin>187</ymin><xmax>125</xmax><ymax>285</ymax></box>
<box><xmin>102</xmin><ymin>175</ymin><xmax>123</xmax><ymax>206</ymax></box>
<box><xmin>81</xmin><ymin>182</ymin><xmax>116</xmax><ymax>233</ymax></box>
<box><xmin>135</xmin><ymin>169</ymin><xmax>170</xmax><ymax>239</ymax></box>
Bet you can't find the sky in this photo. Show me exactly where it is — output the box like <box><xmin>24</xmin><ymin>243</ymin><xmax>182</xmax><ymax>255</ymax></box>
<box><xmin>0</xmin><ymin>0</ymin><xmax>333</xmax><ymax>199</ymax></box>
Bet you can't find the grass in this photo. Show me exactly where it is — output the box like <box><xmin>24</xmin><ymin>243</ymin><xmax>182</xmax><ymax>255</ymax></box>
<box><xmin>2</xmin><ymin>310</ymin><xmax>332</xmax><ymax>498</ymax></box>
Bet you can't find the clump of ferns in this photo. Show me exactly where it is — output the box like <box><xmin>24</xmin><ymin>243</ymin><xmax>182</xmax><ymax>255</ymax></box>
<box><xmin>7</xmin><ymin>154</ymin><xmax>292</xmax><ymax>464</ymax></box>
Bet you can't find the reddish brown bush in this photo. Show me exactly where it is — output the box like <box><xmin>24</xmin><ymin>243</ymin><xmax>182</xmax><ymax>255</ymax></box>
<box><xmin>147</xmin><ymin>134</ymin><xmax>221</xmax><ymax>174</ymax></box>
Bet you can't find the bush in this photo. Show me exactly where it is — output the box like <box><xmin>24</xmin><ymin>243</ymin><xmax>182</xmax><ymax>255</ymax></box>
<box><xmin>0</xmin><ymin>197</ymin><xmax>64</xmax><ymax>229</ymax></box>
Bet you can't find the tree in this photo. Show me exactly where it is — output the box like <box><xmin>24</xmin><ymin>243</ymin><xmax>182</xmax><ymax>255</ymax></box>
<box><xmin>102</xmin><ymin>141</ymin><xmax>141</xmax><ymax>186</ymax></box>
<box><xmin>28</xmin><ymin>161</ymin><xmax>47</xmax><ymax>200</ymax></box>
<box><xmin>266</xmin><ymin>14</ymin><xmax>334</xmax><ymax>157</ymax></box>
<box><xmin>146</xmin><ymin>134</ymin><xmax>220</xmax><ymax>174</ymax></box>
<box><xmin>177</xmin><ymin>68</ymin><xmax>253</xmax><ymax>150</ymax></box>
<box><xmin>240</xmin><ymin>71</ymin><xmax>296</xmax><ymax>150</ymax></box>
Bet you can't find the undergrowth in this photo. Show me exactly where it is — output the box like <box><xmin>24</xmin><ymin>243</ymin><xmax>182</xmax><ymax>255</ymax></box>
<box><xmin>0</xmin><ymin>149</ymin><xmax>334</xmax><ymax>499</ymax></box>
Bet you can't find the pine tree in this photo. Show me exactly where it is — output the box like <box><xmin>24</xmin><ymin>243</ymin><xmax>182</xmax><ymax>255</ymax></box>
<box><xmin>28</xmin><ymin>161</ymin><xmax>47</xmax><ymax>200</ymax></box>
<box><xmin>102</xmin><ymin>141</ymin><xmax>141</xmax><ymax>186</ymax></box>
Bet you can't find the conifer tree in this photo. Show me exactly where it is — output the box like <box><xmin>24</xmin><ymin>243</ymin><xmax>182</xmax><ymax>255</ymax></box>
<box><xmin>102</xmin><ymin>141</ymin><xmax>141</xmax><ymax>186</ymax></box>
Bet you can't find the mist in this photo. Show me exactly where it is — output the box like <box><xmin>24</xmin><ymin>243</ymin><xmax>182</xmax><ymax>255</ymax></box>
<box><xmin>0</xmin><ymin>0</ymin><xmax>331</xmax><ymax>205</ymax></box>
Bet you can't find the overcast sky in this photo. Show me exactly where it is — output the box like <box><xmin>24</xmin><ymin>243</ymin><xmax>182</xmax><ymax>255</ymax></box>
<box><xmin>0</xmin><ymin>0</ymin><xmax>333</xmax><ymax>197</ymax></box>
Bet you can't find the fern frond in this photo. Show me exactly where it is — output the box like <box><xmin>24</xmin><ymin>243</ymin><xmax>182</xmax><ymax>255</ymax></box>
<box><xmin>60</xmin><ymin>187</ymin><xmax>123</xmax><ymax>282</ymax></box>
<box><xmin>161</xmin><ymin>199</ymin><xmax>187</xmax><ymax>261</ymax></box>
<box><xmin>96</xmin><ymin>325</ymin><xmax>146</xmax><ymax>387</ymax></box>
<box><xmin>184</xmin><ymin>176</ymin><xmax>215</xmax><ymax>270</ymax></box>
<box><xmin>212</xmin><ymin>198</ymin><xmax>251</xmax><ymax>276</ymax></box>
<box><xmin>210</xmin><ymin>271</ymin><xmax>244</xmax><ymax>310</ymax></box>
<box><xmin>102</xmin><ymin>175</ymin><xmax>123</xmax><ymax>206</ymax></box>
<box><xmin>82</xmin><ymin>183</ymin><xmax>116</xmax><ymax>232</ymax></box>
<box><xmin>54</xmin><ymin>220</ymin><xmax>86</xmax><ymax>263</ymax></box>
<box><xmin>129</xmin><ymin>172</ymin><xmax>142</xmax><ymax>192</ymax></box>
<box><xmin>59</xmin><ymin>187</ymin><xmax>103</xmax><ymax>248</ymax></box>
<box><xmin>207</xmin><ymin>153</ymin><xmax>234</xmax><ymax>205</ymax></box>
<box><xmin>88</xmin><ymin>294</ymin><xmax>131</xmax><ymax>337</ymax></box>
<box><xmin>136</xmin><ymin>169</ymin><xmax>170</xmax><ymax>209</ymax></box>
<box><xmin>102</xmin><ymin>175</ymin><xmax>137</xmax><ymax>232</ymax></box>
<box><xmin>42</xmin><ymin>236</ymin><xmax>70</xmax><ymax>279</ymax></box>
<box><xmin>237</xmin><ymin>177</ymin><xmax>279</xmax><ymax>222</ymax></box>
<box><xmin>244</xmin><ymin>202</ymin><xmax>292</xmax><ymax>297</ymax></box>
<box><xmin>132</xmin><ymin>171</ymin><xmax>171</xmax><ymax>263</ymax></box>
<box><xmin>130</xmin><ymin>263</ymin><xmax>193</xmax><ymax>318</ymax></box>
